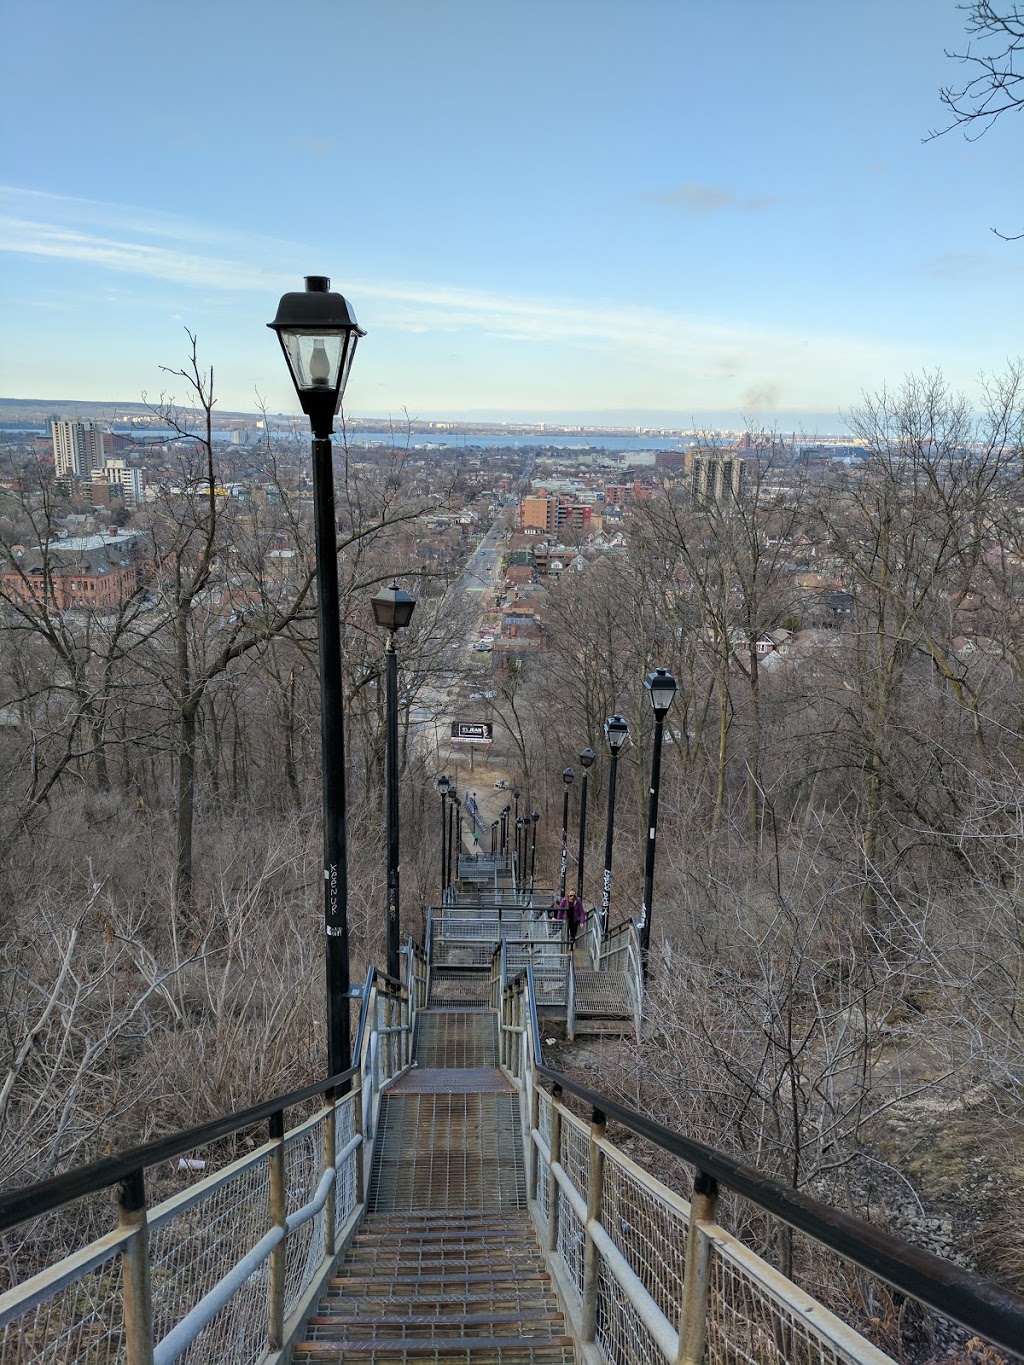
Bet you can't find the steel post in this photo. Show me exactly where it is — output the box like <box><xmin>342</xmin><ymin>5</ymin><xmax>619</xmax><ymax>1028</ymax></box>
<box><xmin>581</xmin><ymin>1107</ymin><xmax>607</xmax><ymax>1342</ymax></box>
<box><xmin>268</xmin><ymin>1111</ymin><xmax>287</xmax><ymax>1350</ymax></box>
<box><xmin>601</xmin><ymin>748</ymin><xmax>620</xmax><ymax>932</ymax></box>
<box><xmin>312</xmin><ymin>434</ymin><xmax>351</xmax><ymax>1074</ymax></box>
<box><xmin>639</xmin><ymin>711</ymin><xmax>666</xmax><ymax>969</ymax></box>
<box><xmin>559</xmin><ymin>787</ymin><xmax>570</xmax><ymax>898</ymax></box>
<box><xmin>118</xmin><ymin>1170</ymin><xmax>155</xmax><ymax>1365</ymax></box>
<box><xmin>576</xmin><ymin>769</ymin><xmax>589</xmax><ymax>902</ymax></box>
<box><xmin>676</xmin><ymin>1172</ymin><xmax>719</xmax><ymax>1365</ymax></box>
<box><xmin>385</xmin><ymin>638</ymin><xmax>400</xmax><ymax>980</ymax></box>
<box><xmin>439</xmin><ymin>792</ymin><xmax>447</xmax><ymax>900</ymax></box>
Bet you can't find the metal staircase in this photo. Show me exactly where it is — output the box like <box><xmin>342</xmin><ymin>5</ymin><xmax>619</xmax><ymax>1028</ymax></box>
<box><xmin>3</xmin><ymin>875</ymin><xmax>1023</xmax><ymax>1362</ymax></box>
<box><xmin>294</xmin><ymin>1006</ymin><xmax>573</xmax><ymax>1362</ymax></box>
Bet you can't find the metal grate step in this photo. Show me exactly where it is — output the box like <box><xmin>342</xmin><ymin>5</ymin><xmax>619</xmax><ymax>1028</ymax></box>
<box><xmin>573</xmin><ymin>969</ymin><xmax>635</xmax><ymax>1017</ymax></box>
<box><xmin>414</xmin><ymin>1013</ymin><xmax>498</xmax><ymax>1068</ymax></box>
<box><xmin>368</xmin><ymin>1094</ymin><xmax>525</xmax><ymax>1212</ymax></box>
<box><xmin>427</xmin><ymin>970</ymin><xmax>491</xmax><ymax>1008</ymax></box>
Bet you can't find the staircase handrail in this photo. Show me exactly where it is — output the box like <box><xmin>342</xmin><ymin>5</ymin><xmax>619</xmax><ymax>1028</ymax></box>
<box><xmin>505</xmin><ymin>965</ymin><xmax>1024</xmax><ymax>1360</ymax></box>
<box><xmin>0</xmin><ymin>960</ymin><xmax>419</xmax><ymax>1363</ymax></box>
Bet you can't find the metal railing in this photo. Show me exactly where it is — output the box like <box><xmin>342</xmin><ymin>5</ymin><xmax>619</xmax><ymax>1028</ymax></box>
<box><xmin>499</xmin><ymin>967</ymin><xmax>1024</xmax><ymax>1365</ymax></box>
<box><xmin>598</xmin><ymin>917</ymin><xmax>644</xmax><ymax>1035</ymax></box>
<box><xmin>0</xmin><ymin>948</ymin><xmax>428</xmax><ymax>1365</ymax></box>
<box><xmin>490</xmin><ymin>940</ymin><xmax>572</xmax><ymax>1014</ymax></box>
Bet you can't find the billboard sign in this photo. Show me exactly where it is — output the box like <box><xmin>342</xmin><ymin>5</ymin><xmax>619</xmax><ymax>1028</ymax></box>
<box><xmin>451</xmin><ymin>721</ymin><xmax>493</xmax><ymax>743</ymax></box>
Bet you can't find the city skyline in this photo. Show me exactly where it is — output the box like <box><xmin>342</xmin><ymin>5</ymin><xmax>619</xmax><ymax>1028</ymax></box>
<box><xmin>1</xmin><ymin>2</ymin><xmax>1022</xmax><ymax>427</ymax></box>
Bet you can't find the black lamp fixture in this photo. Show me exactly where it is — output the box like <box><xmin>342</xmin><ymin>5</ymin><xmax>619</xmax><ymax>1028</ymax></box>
<box><xmin>644</xmin><ymin>666</ymin><xmax>678</xmax><ymax>718</ymax></box>
<box><xmin>601</xmin><ymin>715</ymin><xmax>630</xmax><ymax>931</ymax></box>
<box><xmin>268</xmin><ymin>277</ymin><xmax>365</xmax><ymax>439</ymax></box>
<box><xmin>268</xmin><ymin>275</ymin><xmax>366</xmax><ymax>1078</ymax></box>
<box><xmin>604</xmin><ymin>714</ymin><xmax>630</xmax><ymax>754</ymax></box>
<box><xmin>371</xmin><ymin>582</ymin><xmax>417</xmax><ymax>980</ymax></box>
<box><xmin>370</xmin><ymin>582</ymin><xmax>417</xmax><ymax>633</ymax></box>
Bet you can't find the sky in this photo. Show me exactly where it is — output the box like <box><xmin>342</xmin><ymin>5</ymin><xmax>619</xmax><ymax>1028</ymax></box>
<box><xmin>1</xmin><ymin>0</ymin><xmax>1022</xmax><ymax>430</ymax></box>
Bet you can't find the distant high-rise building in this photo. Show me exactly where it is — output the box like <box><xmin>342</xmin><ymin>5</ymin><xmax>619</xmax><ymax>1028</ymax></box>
<box><xmin>51</xmin><ymin>420</ymin><xmax>106</xmax><ymax>479</ymax></box>
<box><xmin>96</xmin><ymin>458</ymin><xmax>144</xmax><ymax>507</ymax></box>
<box><xmin>690</xmin><ymin>453</ymin><xmax>745</xmax><ymax>509</ymax></box>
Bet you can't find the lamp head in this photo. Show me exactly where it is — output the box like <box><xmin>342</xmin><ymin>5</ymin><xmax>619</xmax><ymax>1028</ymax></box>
<box><xmin>604</xmin><ymin>714</ymin><xmax>630</xmax><ymax>754</ymax></box>
<box><xmin>579</xmin><ymin>746</ymin><xmax>597</xmax><ymax>770</ymax></box>
<box><xmin>268</xmin><ymin>276</ymin><xmax>365</xmax><ymax>438</ymax></box>
<box><xmin>437</xmin><ymin>775</ymin><xmax>451</xmax><ymax>796</ymax></box>
<box><xmin>371</xmin><ymin>582</ymin><xmax>416</xmax><ymax>632</ymax></box>
<box><xmin>644</xmin><ymin>667</ymin><xmax>678</xmax><ymax>717</ymax></box>
<box><xmin>562</xmin><ymin>767</ymin><xmax>575</xmax><ymax>787</ymax></box>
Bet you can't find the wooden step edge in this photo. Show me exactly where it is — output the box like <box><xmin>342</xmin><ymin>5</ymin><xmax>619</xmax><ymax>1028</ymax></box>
<box><xmin>328</xmin><ymin>1271</ymin><xmax>550</xmax><ymax>1288</ymax></box>
<box><xmin>294</xmin><ymin>1334</ymin><xmax>576</xmax><ymax>1354</ymax></box>
<box><xmin>356</xmin><ymin>1220</ymin><xmax>533</xmax><ymax>1233</ymax></box>
<box><xmin>317</xmin><ymin>1299</ymin><xmax>562</xmax><ymax>1315</ymax></box>
<box><xmin>307</xmin><ymin>1310</ymin><xmax>562</xmax><ymax>1321</ymax></box>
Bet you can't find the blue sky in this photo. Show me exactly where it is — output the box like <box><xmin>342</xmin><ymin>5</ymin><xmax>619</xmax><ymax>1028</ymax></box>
<box><xmin>1</xmin><ymin>1</ymin><xmax>1021</xmax><ymax>428</ymax></box>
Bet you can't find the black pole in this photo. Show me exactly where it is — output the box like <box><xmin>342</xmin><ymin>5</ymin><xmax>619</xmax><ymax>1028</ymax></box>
<box><xmin>602</xmin><ymin>748</ymin><xmax>620</xmax><ymax>931</ymax></box>
<box><xmin>639</xmin><ymin>712</ymin><xmax>667</xmax><ymax>969</ymax></box>
<box><xmin>576</xmin><ymin>770</ymin><xmax>589</xmax><ymax>902</ymax></box>
<box><xmin>491</xmin><ymin>820</ymin><xmax>499</xmax><ymax>853</ymax></box>
<box><xmin>560</xmin><ymin>786</ymin><xmax>570</xmax><ymax>898</ymax></box>
<box><xmin>530</xmin><ymin>815</ymin><xmax>538</xmax><ymax>889</ymax></box>
<box><xmin>446</xmin><ymin>798</ymin><xmax>455</xmax><ymax>889</ymax></box>
<box><xmin>385</xmin><ymin>637</ymin><xmax>400</xmax><ymax>980</ymax></box>
<box><xmin>456</xmin><ymin>801</ymin><xmax>462</xmax><ymax>869</ymax></box>
<box><xmin>311</xmin><ymin>434</ymin><xmax>350</xmax><ymax>1074</ymax></box>
<box><xmin>439</xmin><ymin>792</ymin><xmax>447</xmax><ymax>900</ymax></box>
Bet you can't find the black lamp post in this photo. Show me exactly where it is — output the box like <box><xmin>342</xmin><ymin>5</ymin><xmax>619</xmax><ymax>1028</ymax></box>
<box><xmin>491</xmin><ymin>819</ymin><xmax>499</xmax><ymax>854</ymax></box>
<box><xmin>530</xmin><ymin>810</ymin><xmax>540</xmax><ymax>890</ymax></box>
<box><xmin>437</xmin><ymin>775</ymin><xmax>451</xmax><ymax>901</ymax></box>
<box><xmin>639</xmin><ymin>668</ymin><xmax>677</xmax><ymax>968</ymax></box>
<box><xmin>371</xmin><ymin>583</ymin><xmax>416</xmax><ymax>981</ymax></box>
<box><xmin>446</xmin><ymin>784</ymin><xmax>457</xmax><ymax>890</ymax></box>
<box><xmin>602</xmin><ymin>715</ymin><xmax>630</xmax><ymax>931</ymax></box>
<box><xmin>559</xmin><ymin>767</ymin><xmax>575</xmax><ymax>898</ymax></box>
<box><xmin>454</xmin><ymin>796</ymin><xmax>463</xmax><ymax>869</ymax></box>
<box><xmin>513</xmin><ymin>786</ymin><xmax>521</xmax><ymax>831</ymax></box>
<box><xmin>268</xmin><ymin>275</ymin><xmax>364</xmax><ymax>1077</ymax></box>
<box><xmin>576</xmin><ymin>746</ymin><xmax>596</xmax><ymax>902</ymax></box>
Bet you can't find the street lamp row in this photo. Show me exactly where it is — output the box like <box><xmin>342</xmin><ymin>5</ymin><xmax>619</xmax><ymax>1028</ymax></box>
<box><xmin>270</xmin><ymin>274</ymin><xmax>423</xmax><ymax>1070</ymax></box>
<box><xmin>269</xmin><ymin>271</ymin><xmax>677</xmax><ymax>1067</ymax></box>
<box><xmin>562</xmin><ymin>666</ymin><xmax>677</xmax><ymax>968</ymax></box>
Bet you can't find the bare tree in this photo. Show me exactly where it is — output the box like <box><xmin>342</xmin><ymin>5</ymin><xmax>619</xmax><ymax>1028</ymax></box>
<box><xmin>929</xmin><ymin>2</ymin><xmax>1024</xmax><ymax>237</ymax></box>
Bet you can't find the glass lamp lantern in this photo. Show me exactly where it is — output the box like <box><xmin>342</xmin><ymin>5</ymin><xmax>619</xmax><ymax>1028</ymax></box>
<box><xmin>604</xmin><ymin>714</ymin><xmax>630</xmax><ymax>752</ymax></box>
<box><xmin>268</xmin><ymin>276</ymin><xmax>366</xmax><ymax>437</ymax></box>
<box><xmin>371</xmin><ymin>583</ymin><xmax>416</xmax><ymax>633</ymax></box>
<box><xmin>644</xmin><ymin>667</ymin><xmax>678</xmax><ymax>717</ymax></box>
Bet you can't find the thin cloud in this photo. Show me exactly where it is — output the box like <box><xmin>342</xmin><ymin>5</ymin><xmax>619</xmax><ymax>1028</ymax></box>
<box><xmin>0</xmin><ymin>185</ymin><xmax>908</xmax><ymax>405</ymax></box>
<box><xmin>649</xmin><ymin>182</ymin><xmax>783</xmax><ymax>213</ymax></box>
